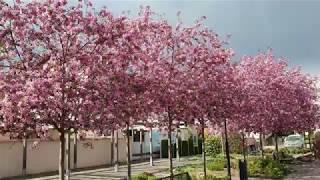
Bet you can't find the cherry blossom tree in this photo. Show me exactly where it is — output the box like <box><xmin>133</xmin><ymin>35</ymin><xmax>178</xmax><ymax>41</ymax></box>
<box><xmin>236</xmin><ymin>51</ymin><xmax>319</xmax><ymax>155</ymax></box>
<box><xmin>0</xmin><ymin>1</ymin><xmax>116</xmax><ymax>179</ymax></box>
<box><xmin>199</xmin><ymin>65</ymin><xmax>239</xmax><ymax>180</ymax></box>
<box><xmin>143</xmin><ymin>12</ymin><xmax>235</xmax><ymax>178</ymax></box>
<box><xmin>183</xmin><ymin>46</ymin><xmax>235</xmax><ymax>179</ymax></box>
<box><xmin>88</xmin><ymin>6</ymin><xmax>169</xmax><ymax>179</ymax></box>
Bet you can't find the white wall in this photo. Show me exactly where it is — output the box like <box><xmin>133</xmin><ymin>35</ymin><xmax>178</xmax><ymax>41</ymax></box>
<box><xmin>0</xmin><ymin>137</ymin><xmax>131</xmax><ymax>178</ymax></box>
<box><xmin>77</xmin><ymin>139</ymin><xmax>110</xmax><ymax>168</ymax></box>
<box><xmin>27</xmin><ymin>140</ymin><xmax>60</xmax><ymax>174</ymax></box>
<box><xmin>118</xmin><ymin>138</ymin><xmax>132</xmax><ymax>162</ymax></box>
<box><xmin>0</xmin><ymin>141</ymin><xmax>23</xmax><ymax>178</ymax></box>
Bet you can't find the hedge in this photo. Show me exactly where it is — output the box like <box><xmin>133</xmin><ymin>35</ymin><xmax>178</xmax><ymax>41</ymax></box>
<box><xmin>188</xmin><ymin>137</ymin><xmax>194</xmax><ymax>155</ymax></box>
<box><xmin>160</xmin><ymin>139</ymin><xmax>177</xmax><ymax>158</ymax></box>
<box><xmin>161</xmin><ymin>136</ymin><xmax>203</xmax><ymax>158</ymax></box>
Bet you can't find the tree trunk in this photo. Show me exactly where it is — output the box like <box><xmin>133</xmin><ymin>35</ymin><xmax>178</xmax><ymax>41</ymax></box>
<box><xmin>22</xmin><ymin>137</ymin><xmax>27</xmax><ymax>176</ymax></box>
<box><xmin>59</xmin><ymin>131</ymin><xmax>66</xmax><ymax>180</ymax></box>
<box><xmin>140</xmin><ymin>129</ymin><xmax>143</xmax><ymax>161</ymax></box>
<box><xmin>274</xmin><ymin>134</ymin><xmax>279</xmax><ymax>161</ymax></box>
<box><xmin>114</xmin><ymin>130</ymin><xmax>119</xmax><ymax>172</ymax></box>
<box><xmin>66</xmin><ymin>132</ymin><xmax>71</xmax><ymax>180</ymax></box>
<box><xmin>260</xmin><ymin>133</ymin><xmax>264</xmax><ymax>158</ymax></box>
<box><xmin>224</xmin><ymin>119</ymin><xmax>231</xmax><ymax>180</ymax></box>
<box><xmin>111</xmin><ymin>130</ymin><xmax>114</xmax><ymax>165</ymax></box>
<box><xmin>275</xmin><ymin>134</ymin><xmax>279</xmax><ymax>154</ymax></box>
<box><xmin>176</xmin><ymin>128</ymin><xmax>180</xmax><ymax>161</ymax></box>
<box><xmin>242</xmin><ymin>132</ymin><xmax>246</xmax><ymax>161</ymax></box>
<box><xmin>73</xmin><ymin>132</ymin><xmax>77</xmax><ymax>169</ymax></box>
<box><xmin>201</xmin><ymin>120</ymin><xmax>207</xmax><ymax>180</ymax></box>
<box><xmin>126</xmin><ymin>124</ymin><xmax>131</xmax><ymax>180</ymax></box>
<box><xmin>308</xmin><ymin>131</ymin><xmax>312</xmax><ymax>151</ymax></box>
<box><xmin>168</xmin><ymin>120</ymin><xmax>174</xmax><ymax>180</ymax></box>
<box><xmin>149</xmin><ymin>127</ymin><xmax>154</xmax><ymax>166</ymax></box>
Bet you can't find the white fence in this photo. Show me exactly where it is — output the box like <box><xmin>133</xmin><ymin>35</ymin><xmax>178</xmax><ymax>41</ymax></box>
<box><xmin>0</xmin><ymin>137</ymin><xmax>131</xmax><ymax>179</ymax></box>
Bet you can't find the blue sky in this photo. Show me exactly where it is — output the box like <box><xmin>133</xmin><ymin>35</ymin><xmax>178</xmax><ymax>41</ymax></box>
<box><xmin>88</xmin><ymin>0</ymin><xmax>320</xmax><ymax>75</ymax></box>
<box><xmin>9</xmin><ymin>0</ymin><xmax>320</xmax><ymax>75</ymax></box>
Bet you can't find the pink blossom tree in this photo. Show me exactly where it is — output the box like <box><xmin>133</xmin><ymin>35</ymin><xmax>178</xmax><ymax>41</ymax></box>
<box><xmin>236</xmin><ymin>51</ymin><xmax>319</xmax><ymax>155</ymax></box>
<box><xmin>89</xmin><ymin>6</ymin><xmax>169</xmax><ymax>179</ymax></box>
<box><xmin>145</xmin><ymin>12</ymin><xmax>235</xmax><ymax>178</ymax></box>
<box><xmin>0</xmin><ymin>1</ymin><xmax>116</xmax><ymax>179</ymax></box>
<box><xmin>183</xmin><ymin>44</ymin><xmax>235</xmax><ymax>179</ymax></box>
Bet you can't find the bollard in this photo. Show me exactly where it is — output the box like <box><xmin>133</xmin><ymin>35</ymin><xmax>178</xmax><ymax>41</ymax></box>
<box><xmin>239</xmin><ymin>159</ymin><xmax>248</xmax><ymax>180</ymax></box>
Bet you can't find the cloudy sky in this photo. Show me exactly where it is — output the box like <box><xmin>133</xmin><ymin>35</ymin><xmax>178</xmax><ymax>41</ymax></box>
<box><xmin>87</xmin><ymin>0</ymin><xmax>320</xmax><ymax>75</ymax></box>
<box><xmin>9</xmin><ymin>0</ymin><xmax>320</xmax><ymax>75</ymax></box>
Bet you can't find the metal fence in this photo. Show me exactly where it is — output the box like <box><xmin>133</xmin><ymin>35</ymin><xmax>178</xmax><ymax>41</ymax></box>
<box><xmin>158</xmin><ymin>172</ymin><xmax>191</xmax><ymax>180</ymax></box>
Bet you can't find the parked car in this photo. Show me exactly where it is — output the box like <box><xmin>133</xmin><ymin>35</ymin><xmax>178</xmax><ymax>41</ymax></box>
<box><xmin>284</xmin><ymin>134</ymin><xmax>304</xmax><ymax>148</ymax></box>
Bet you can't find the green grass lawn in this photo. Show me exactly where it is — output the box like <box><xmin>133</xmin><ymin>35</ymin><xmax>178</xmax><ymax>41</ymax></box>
<box><xmin>174</xmin><ymin>154</ymin><xmax>239</xmax><ymax>180</ymax></box>
<box><xmin>133</xmin><ymin>153</ymin><xmax>299</xmax><ymax>180</ymax></box>
<box><xmin>174</xmin><ymin>153</ymin><xmax>293</xmax><ymax>179</ymax></box>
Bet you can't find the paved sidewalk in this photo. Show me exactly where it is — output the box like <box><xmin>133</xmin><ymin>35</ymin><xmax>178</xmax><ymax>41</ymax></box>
<box><xmin>24</xmin><ymin>157</ymin><xmax>203</xmax><ymax>180</ymax></box>
<box><xmin>285</xmin><ymin>160</ymin><xmax>320</xmax><ymax>180</ymax></box>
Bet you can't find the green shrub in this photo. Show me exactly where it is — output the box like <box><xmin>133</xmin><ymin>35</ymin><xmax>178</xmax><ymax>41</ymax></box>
<box><xmin>229</xmin><ymin>133</ymin><xmax>243</xmax><ymax>154</ymax></box>
<box><xmin>207</xmin><ymin>158</ymin><xmax>225</xmax><ymax>171</ymax></box>
<box><xmin>132</xmin><ymin>172</ymin><xmax>156</xmax><ymax>180</ymax></box>
<box><xmin>206</xmin><ymin>176</ymin><xmax>228</xmax><ymax>180</ymax></box>
<box><xmin>191</xmin><ymin>174</ymin><xmax>228</xmax><ymax>180</ymax></box>
<box><xmin>303</xmin><ymin>147</ymin><xmax>312</xmax><ymax>154</ymax></box>
<box><xmin>247</xmin><ymin>158</ymin><xmax>287</xmax><ymax>178</ymax></box>
<box><xmin>248</xmin><ymin>159</ymin><xmax>262</xmax><ymax>176</ymax></box>
<box><xmin>294</xmin><ymin>147</ymin><xmax>310</xmax><ymax>154</ymax></box>
<box><xmin>279</xmin><ymin>148</ymin><xmax>293</xmax><ymax>159</ymax></box>
<box><xmin>279</xmin><ymin>147</ymin><xmax>290</xmax><ymax>154</ymax></box>
<box><xmin>215</xmin><ymin>153</ymin><xmax>225</xmax><ymax>159</ymax></box>
<box><xmin>205</xmin><ymin>136</ymin><xmax>222</xmax><ymax>157</ymax></box>
<box><xmin>208</xmin><ymin>154</ymin><xmax>238</xmax><ymax>170</ymax></box>
<box><xmin>263</xmin><ymin>148</ymin><xmax>273</xmax><ymax>154</ymax></box>
<box><xmin>279</xmin><ymin>147</ymin><xmax>311</xmax><ymax>157</ymax></box>
<box><xmin>175</xmin><ymin>164</ymin><xmax>199</xmax><ymax>173</ymax></box>
<box><xmin>264</xmin><ymin>160</ymin><xmax>287</xmax><ymax>178</ymax></box>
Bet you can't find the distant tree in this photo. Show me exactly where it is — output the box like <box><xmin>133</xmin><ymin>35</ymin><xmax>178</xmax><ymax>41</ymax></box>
<box><xmin>236</xmin><ymin>51</ymin><xmax>319</xmax><ymax>155</ymax></box>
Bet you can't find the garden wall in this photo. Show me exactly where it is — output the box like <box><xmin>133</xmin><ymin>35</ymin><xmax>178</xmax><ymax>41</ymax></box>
<box><xmin>0</xmin><ymin>137</ymin><xmax>131</xmax><ymax>178</ymax></box>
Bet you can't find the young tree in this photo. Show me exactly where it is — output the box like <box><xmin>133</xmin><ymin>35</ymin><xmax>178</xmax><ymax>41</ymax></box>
<box><xmin>0</xmin><ymin>1</ymin><xmax>115</xmax><ymax>179</ymax></box>
<box><xmin>183</xmin><ymin>42</ymin><xmax>234</xmax><ymax>179</ymax></box>
<box><xmin>145</xmin><ymin>12</ymin><xmax>235</xmax><ymax>178</ymax></box>
<box><xmin>236</xmin><ymin>51</ymin><xmax>319</xmax><ymax>156</ymax></box>
<box><xmin>89</xmin><ymin>6</ymin><xmax>168</xmax><ymax>179</ymax></box>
